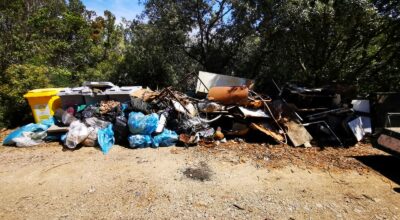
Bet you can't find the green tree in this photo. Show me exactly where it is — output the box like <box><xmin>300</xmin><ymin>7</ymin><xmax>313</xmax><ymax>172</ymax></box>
<box><xmin>0</xmin><ymin>0</ymin><xmax>125</xmax><ymax>127</ymax></box>
<box><xmin>0</xmin><ymin>64</ymin><xmax>51</xmax><ymax>127</ymax></box>
<box><xmin>118</xmin><ymin>18</ymin><xmax>195</xmax><ymax>89</ymax></box>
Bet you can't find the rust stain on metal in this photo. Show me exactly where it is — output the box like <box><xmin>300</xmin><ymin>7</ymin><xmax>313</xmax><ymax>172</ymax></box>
<box><xmin>207</xmin><ymin>86</ymin><xmax>248</xmax><ymax>105</ymax></box>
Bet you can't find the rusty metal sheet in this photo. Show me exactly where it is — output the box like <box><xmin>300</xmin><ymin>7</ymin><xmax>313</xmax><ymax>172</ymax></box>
<box><xmin>378</xmin><ymin>134</ymin><xmax>400</xmax><ymax>154</ymax></box>
<box><xmin>207</xmin><ymin>86</ymin><xmax>248</xmax><ymax>105</ymax></box>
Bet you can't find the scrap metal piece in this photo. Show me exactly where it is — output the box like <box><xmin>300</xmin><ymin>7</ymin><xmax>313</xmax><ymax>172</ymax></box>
<box><xmin>306</xmin><ymin>108</ymin><xmax>351</xmax><ymax>121</ymax></box>
<box><xmin>351</xmin><ymin>99</ymin><xmax>370</xmax><ymax>113</ymax></box>
<box><xmin>238</xmin><ymin>107</ymin><xmax>269</xmax><ymax>118</ymax></box>
<box><xmin>371</xmin><ymin>93</ymin><xmax>400</xmax><ymax>133</ymax></box>
<box><xmin>198</xmin><ymin>114</ymin><xmax>223</xmax><ymax>123</ymax></box>
<box><xmin>208</xmin><ymin>86</ymin><xmax>249</xmax><ymax>105</ymax></box>
<box><xmin>284</xmin><ymin>119</ymin><xmax>313</xmax><ymax>147</ymax></box>
<box><xmin>267</xmin><ymin>99</ymin><xmax>312</xmax><ymax>147</ymax></box>
<box><xmin>250</xmin><ymin>123</ymin><xmax>285</xmax><ymax>143</ymax></box>
<box><xmin>250</xmin><ymin>91</ymin><xmax>288</xmax><ymax>144</ymax></box>
<box><xmin>385</xmin><ymin>113</ymin><xmax>400</xmax><ymax>128</ymax></box>
<box><xmin>197</xmin><ymin>102</ymin><xmax>223</xmax><ymax>113</ymax></box>
<box><xmin>374</xmin><ymin>112</ymin><xmax>400</xmax><ymax>157</ymax></box>
<box><xmin>303</xmin><ymin>121</ymin><xmax>344</xmax><ymax>146</ymax></box>
<box><xmin>175</xmin><ymin>116</ymin><xmax>209</xmax><ymax>134</ymax></box>
<box><xmin>378</xmin><ymin>134</ymin><xmax>400</xmax><ymax>152</ymax></box>
<box><xmin>225</xmin><ymin>122</ymin><xmax>250</xmax><ymax>136</ymax></box>
<box><xmin>281</xmin><ymin>83</ymin><xmax>341</xmax><ymax>109</ymax></box>
<box><xmin>360</xmin><ymin>116</ymin><xmax>372</xmax><ymax>134</ymax></box>
<box><xmin>157</xmin><ymin>87</ymin><xmax>195</xmax><ymax>116</ymax></box>
<box><xmin>172</xmin><ymin>100</ymin><xmax>197</xmax><ymax>117</ymax></box>
<box><xmin>347</xmin><ymin>117</ymin><xmax>365</xmax><ymax>142</ymax></box>
<box><xmin>196</xmin><ymin>71</ymin><xmax>254</xmax><ymax>94</ymax></box>
<box><xmin>245</xmin><ymin>100</ymin><xmax>264</xmax><ymax>108</ymax></box>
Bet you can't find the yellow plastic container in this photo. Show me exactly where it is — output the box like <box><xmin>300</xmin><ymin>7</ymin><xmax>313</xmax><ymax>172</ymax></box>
<box><xmin>24</xmin><ymin>88</ymin><xmax>64</xmax><ymax>123</ymax></box>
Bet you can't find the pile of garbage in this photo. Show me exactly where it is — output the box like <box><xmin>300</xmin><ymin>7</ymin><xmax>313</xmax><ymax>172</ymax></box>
<box><xmin>2</xmin><ymin>71</ymin><xmax>378</xmax><ymax>154</ymax></box>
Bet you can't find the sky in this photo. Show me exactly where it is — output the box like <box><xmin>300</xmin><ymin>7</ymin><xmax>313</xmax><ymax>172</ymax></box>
<box><xmin>81</xmin><ymin>0</ymin><xmax>144</xmax><ymax>22</ymax></box>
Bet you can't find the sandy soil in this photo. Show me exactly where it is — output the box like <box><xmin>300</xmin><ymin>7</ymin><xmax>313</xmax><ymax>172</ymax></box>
<box><xmin>0</xmin><ymin>136</ymin><xmax>399</xmax><ymax>219</ymax></box>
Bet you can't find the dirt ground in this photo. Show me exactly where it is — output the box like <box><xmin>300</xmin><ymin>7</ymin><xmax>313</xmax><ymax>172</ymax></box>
<box><xmin>0</xmin><ymin>131</ymin><xmax>399</xmax><ymax>219</ymax></box>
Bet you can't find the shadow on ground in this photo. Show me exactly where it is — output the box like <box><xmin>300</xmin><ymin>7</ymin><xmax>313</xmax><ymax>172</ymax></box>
<box><xmin>354</xmin><ymin>154</ymin><xmax>400</xmax><ymax>190</ymax></box>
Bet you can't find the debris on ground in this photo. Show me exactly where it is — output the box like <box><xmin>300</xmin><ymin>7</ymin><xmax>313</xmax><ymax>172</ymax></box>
<box><xmin>196</xmin><ymin>141</ymin><xmax>381</xmax><ymax>173</ymax></box>
<box><xmin>183</xmin><ymin>161</ymin><xmax>212</xmax><ymax>181</ymax></box>
<box><xmin>2</xmin><ymin>72</ymin><xmax>397</xmax><ymax>156</ymax></box>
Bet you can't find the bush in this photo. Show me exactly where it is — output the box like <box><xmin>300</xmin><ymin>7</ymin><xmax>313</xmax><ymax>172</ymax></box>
<box><xmin>0</xmin><ymin>64</ymin><xmax>51</xmax><ymax>128</ymax></box>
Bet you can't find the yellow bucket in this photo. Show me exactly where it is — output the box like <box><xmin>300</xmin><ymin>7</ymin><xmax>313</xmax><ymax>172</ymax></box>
<box><xmin>24</xmin><ymin>88</ymin><xmax>64</xmax><ymax>123</ymax></box>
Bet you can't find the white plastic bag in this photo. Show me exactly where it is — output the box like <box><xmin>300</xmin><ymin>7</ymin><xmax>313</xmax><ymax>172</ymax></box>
<box><xmin>82</xmin><ymin>127</ymin><xmax>98</xmax><ymax>147</ymax></box>
<box><xmin>65</xmin><ymin>120</ymin><xmax>89</xmax><ymax>149</ymax></box>
<box><xmin>13</xmin><ymin>137</ymin><xmax>41</xmax><ymax>147</ymax></box>
<box><xmin>12</xmin><ymin>131</ymin><xmax>47</xmax><ymax>147</ymax></box>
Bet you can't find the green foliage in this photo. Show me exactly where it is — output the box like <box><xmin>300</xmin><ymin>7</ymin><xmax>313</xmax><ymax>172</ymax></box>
<box><xmin>117</xmin><ymin>20</ymin><xmax>196</xmax><ymax>89</ymax></box>
<box><xmin>129</xmin><ymin>0</ymin><xmax>399</xmax><ymax>94</ymax></box>
<box><xmin>0</xmin><ymin>0</ymin><xmax>399</xmax><ymax>128</ymax></box>
<box><xmin>0</xmin><ymin>64</ymin><xmax>52</xmax><ymax>127</ymax></box>
<box><xmin>48</xmin><ymin>67</ymin><xmax>74</xmax><ymax>87</ymax></box>
<box><xmin>0</xmin><ymin>0</ymin><xmax>123</xmax><ymax>127</ymax></box>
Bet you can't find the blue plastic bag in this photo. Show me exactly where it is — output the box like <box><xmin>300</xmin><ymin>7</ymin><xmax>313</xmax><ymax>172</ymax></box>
<box><xmin>98</xmin><ymin>124</ymin><xmax>115</xmax><ymax>154</ymax></box>
<box><xmin>128</xmin><ymin>112</ymin><xmax>145</xmax><ymax>133</ymax></box>
<box><xmin>3</xmin><ymin>117</ymin><xmax>55</xmax><ymax>146</ymax></box>
<box><xmin>128</xmin><ymin>134</ymin><xmax>153</xmax><ymax>148</ymax></box>
<box><xmin>3</xmin><ymin>123</ymin><xmax>49</xmax><ymax>145</ymax></box>
<box><xmin>128</xmin><ymin>112</ymin><xmax>159</xmax><ymax>135</ymax></box>
<box><xmin>121</xmin><ymin>103</ymin><xmax>129</xmax><ymax>117</ymax></box>
<box><xmin>152</xmin><ymin>129</ymin><xmax>178</xmax><ymax>147</ymax></box>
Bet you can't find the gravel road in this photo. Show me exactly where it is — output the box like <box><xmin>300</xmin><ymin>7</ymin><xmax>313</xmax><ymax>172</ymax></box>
<box><xmin>0</xmin><ymin>140</ymin><xmax>399</xmax><ymax>219</ymax></box>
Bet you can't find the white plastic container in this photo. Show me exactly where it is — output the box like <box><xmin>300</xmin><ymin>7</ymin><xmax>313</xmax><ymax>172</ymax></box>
<box><xmin>106</xmin><ymin>86</ymin><xmax>142</xmax><ymax>103</ymax></box>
